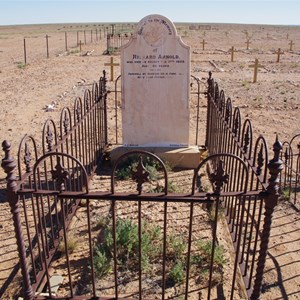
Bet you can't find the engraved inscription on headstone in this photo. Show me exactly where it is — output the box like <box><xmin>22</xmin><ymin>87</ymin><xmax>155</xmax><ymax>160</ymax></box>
<box><xmin>121</xmin><ymin>14</ymin><xmax>190</xmax><ymax>147</ymax></box>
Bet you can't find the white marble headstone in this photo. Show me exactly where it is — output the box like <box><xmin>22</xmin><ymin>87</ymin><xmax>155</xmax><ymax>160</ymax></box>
<box><xmin>121</xmin><ymin>14</ymin><xmax>190</xmax><ymax>147</ymax></box>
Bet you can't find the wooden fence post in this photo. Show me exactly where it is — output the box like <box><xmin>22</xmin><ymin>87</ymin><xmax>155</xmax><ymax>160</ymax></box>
<box><xmin>65</xmin><ymin>31</ymin><xmax>68</xmax><ymax>51</ymax></box>
<box><xmin>23</xmin><ymin>38</ymin><xmax>27</xmax><ymax>64</ymax></box>
<box><xmin>1</xmin><ymin>141</ymin><xmax>34</xmax><ymax>300</ymax></box>
<box><xmin>45</xmin><ymin>34</ymin><xmax>49</xmax><ymax>58</ymax></box>
<box><xmin>251</xmin><ymin>136</ymin><xmax>283</xmax><ymax>300</ymax></box>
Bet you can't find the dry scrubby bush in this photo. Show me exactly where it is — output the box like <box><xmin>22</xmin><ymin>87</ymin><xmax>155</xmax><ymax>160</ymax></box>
<box><xmin>93</xmin><ymin>217</ymin><xmax>226</xmax><ymax>287</ymax></box>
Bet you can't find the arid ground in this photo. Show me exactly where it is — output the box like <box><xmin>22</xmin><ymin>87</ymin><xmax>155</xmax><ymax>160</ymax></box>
<box><xmin>0</xmin><ymin>22</ymin><xmax>299</xmax><ymax>299</ymax></box>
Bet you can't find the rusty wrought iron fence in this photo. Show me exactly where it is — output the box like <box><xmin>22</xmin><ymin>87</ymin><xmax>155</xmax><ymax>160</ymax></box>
<box><xmin>280</xmin><ymin>134</ymin><xmax>300</xmax><ymax>207</ymax></box>
<box><xmin>0</xmin><ymin>71</ymin><xmax>108</xmax><ymax>299</ymax></box>
<box><xmin>1</xmin><ymin>72</ymin><xmax>282</xmax><ymax>300</ymax></box>
<box><xmin>206</xmin><ymin>72</ymin><xmax>283</xmax><ymax>299</ymax></box>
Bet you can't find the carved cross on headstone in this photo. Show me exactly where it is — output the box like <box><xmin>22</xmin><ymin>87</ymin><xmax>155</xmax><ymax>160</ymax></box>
<box><xmin>201</xmin><ymin>39</ymin><xmax>207</xmax><ymax>50</ymax></box>
<box><xmin>245</xmin><ymin>39</ymin><xmax>251</xmax><ymax>50</ymax></box>
<box><xmin>104</xmin><ymin>56</ymin><xmax>120</xmax><ymax>81</ymax></box>
<box><xmin>249</xmin><ymin>58</ymin><xmax>265</xmax><ymax>83</ymax></box>
<box><xmin>229</xmin><ymin>46</ymin><xmax>238</xmax><ymax>62</ymax></box>
<box><xmin>289</xmin><ymin>40</ymin><xmax>294</xmax><ymax>51</ymax></box>
<box><xmin>275</xmin><ymin>48</ymin><xmax>284</xmax><ymax>63</ymax></box>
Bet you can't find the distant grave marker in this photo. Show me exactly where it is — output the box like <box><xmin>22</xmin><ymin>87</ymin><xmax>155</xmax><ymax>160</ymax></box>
<box><xmin>243</xmin><ymin>30</ymin><xmax>249</xmax><ymax>38</ymax></box>
<box><xmin>249</xmin><ymin>58</ymin><xmax>265</xmax><ymax>83</ymax></box>
<box><xmin>275</xmin><ymin>48</ymin><xmax>284</xmax><ymax>63</ymax></box>
<box><xmin>289</xmin><ymin>40</ymin><xmax>294</xmax><ymax>51</ymax></box>
<box><xmin>229</xmin><ymin>46</ymin><xmax>238</xmax><ymax>62</ymax></box>
<box><xmin>105</xmin><ymin>57</ymin><xmax>120</xmax><ymax>81</ymax></box>
<box><xmin>245</xmin><ymin>39</ymin><xmax>251</xmax><ymax>50</ymax></box>
<box><xmin>121</xmin><ymin>14</ymin><xmax>190</xmax><ymax>147</ymax></box>
<box><xmin>78</xmin><ymin>40</ymin><xmax>83</xmax><ymax>52</ymax></box>
<box><xmin>201</xmin><ymin>39</ymin><xmax>207</xmax><ymax>50</ymax></box>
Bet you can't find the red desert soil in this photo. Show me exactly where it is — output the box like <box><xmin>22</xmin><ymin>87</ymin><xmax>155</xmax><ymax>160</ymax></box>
<box><xmin>0</xmin><ymin>23</ymin><xmax>299</xmax><ymax>299</ymax></box>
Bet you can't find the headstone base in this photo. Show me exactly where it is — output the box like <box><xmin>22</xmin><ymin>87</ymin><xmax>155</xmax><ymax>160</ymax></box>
<box><xmin>110</xmin><ymin>145</ymin><xmax>207</xmax><ymax>169</ymax></box>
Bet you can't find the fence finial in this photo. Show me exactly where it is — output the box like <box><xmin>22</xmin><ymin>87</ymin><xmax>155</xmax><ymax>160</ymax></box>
<box><xmin>24</xmin><ymin>142</ymin><xmax>32</xmax><ymax>173</ymax></box>
<box><xmin>266</xmin><ymin>134</ymin><xmax>283</xmax><ymax>198</ymax></box>
<box><xmin>1</xmin><ymin>140</ymin><xmax>17</xmax><ymax>192</ymax></box>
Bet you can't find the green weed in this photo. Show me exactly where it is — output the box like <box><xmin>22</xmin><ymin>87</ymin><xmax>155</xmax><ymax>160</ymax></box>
<box><xmin>115</xmin><ymin>155</ymin><xmax>168</xmax><ymax>181</ymax></box>
<box><xmin>169</xmin><ymin>260</ymin><xmax>185</xmax><ymax>285</ymax></box>
<box><xmin>280</xmin><ymin>187</ymin><xmax>291</xmax><ymax>201</ymax></box>
<box><xmin>194</xmin><ymin>240</ymin><xmax>226</xmax><ymax>268</ymax></box>
<box><xmin>149</xmin><ymin>179</ymin><xmax>182</xmax><ymax>193</ymax></box>
<box><xmin>58</xmin><ymin>235</ymin><xmax>78</xmax><ymax>254</ymax></box>
<box><xmin>68</xmin><ymin>49</ymin><xmax>80</xmax><ymax>55</ymax></box>
<box><xmin>242</xmin><ymin>79</ymin><xmax>250</xmax><ymax>90</ymax></box>
<box><xmin>16</xmin><ymin>62</ymin><xmax>27</xmax><ymax>69</ymax></box>
<box><xmin>93</xmin><ymin>218</ymin><xmax>162</xmax><ymax>278</ymax></box>
<box><xmin>253</xmin><ymin>96</ymin><xmax>263</xmax><ymax>102</ymax></box>
<box><xmin>166</xmin><ymin>233</ymin><xmax>186</xmax><ymax>260</ymax></box>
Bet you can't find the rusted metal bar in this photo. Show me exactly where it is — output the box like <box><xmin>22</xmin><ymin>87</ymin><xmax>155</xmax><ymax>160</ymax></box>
<box><xmin>184</xmin><ymin>202</ymin><xmax>194</xmax><ymax>299</ymax></box>
<box><xmin>87</xmin><ymin>199</ymin><xmax>96</xmax><ymax>296</ymax></box>
<box><xmin>138</xmin><ymin>200</ymin><xmax>142</xmax><ymax>299</ymax></box>
<box><xmin>60</xmin><ymin>197</ymin><xmax>74</xmax><ymax>297</ymax></box>
<box><xmin>111</xmin><ymin>200</ymin><xmax>118</xmax><ymax>298</ymax></box>
<box><xmin>161</xmin><ymin>201</ymin><xmax>168</xmax><ymax>300</ymax></box>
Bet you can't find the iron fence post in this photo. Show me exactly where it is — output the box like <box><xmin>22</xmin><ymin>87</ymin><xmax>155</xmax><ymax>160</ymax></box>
<box><xmin>205</xmin><ymin>71</ymin><xmax>213</xmax><ymax>148</ymax></box>
<box><xmin>1</xmin><ymin>141</ymin><xmax>34</xmax><ymax>300</ymax></box>
<box><xmin>251</xmin><ymin>136</ymin><xmax>283</xmax><ymax>300</ymax></box>
<box><xmin>102</xmin><ymin>71</ymin><xmax>108</xmax><ymax>145</ymax></box>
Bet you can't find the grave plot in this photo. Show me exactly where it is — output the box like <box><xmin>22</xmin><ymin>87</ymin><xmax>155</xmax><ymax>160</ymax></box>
<box><xmin>1</xmin><ymin>70</ymin><xmax>279</xmax><ymax>299</ymax></box>
<box><xmin>4</xmin><ymin>15</ymin><xmax>297</xmax><ymax>298</ymax></box>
